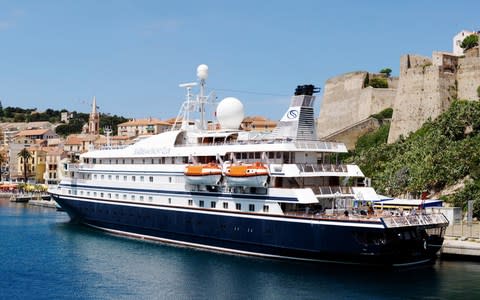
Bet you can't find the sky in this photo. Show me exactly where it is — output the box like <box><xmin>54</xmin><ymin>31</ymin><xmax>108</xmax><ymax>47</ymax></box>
<box><xmin>0</xmin><ymin>0</ymin><xmax>479</xmax><ymax>121</ymax></box>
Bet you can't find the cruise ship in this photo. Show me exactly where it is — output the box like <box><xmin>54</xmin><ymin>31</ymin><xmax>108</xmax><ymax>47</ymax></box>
<box><xmin>49</xmin><ymin>65</ymin><xmax>448</xmax><ymax>267</ymax></box>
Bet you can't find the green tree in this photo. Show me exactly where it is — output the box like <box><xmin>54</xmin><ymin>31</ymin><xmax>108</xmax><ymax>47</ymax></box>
<box><xmin>460</xmin><ymin>34</ymin><xmax>479</xmax><ymax>51</ymax></box>
<box><xmin>17</xmin><ymin>148</ymin><xmax>32</xmax><ymax>182</ymax></box>
<box><xmin>379</xmin><ymin>68</ymin><xmax>392</xmax><ymax>77</ymax></box>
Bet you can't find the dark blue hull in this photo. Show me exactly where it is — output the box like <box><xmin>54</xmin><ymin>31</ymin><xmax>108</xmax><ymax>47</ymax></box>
<box><xmin>51</xmin><ymin>194</ymin><xmax>445</xmax><ymax>267</ymax></box>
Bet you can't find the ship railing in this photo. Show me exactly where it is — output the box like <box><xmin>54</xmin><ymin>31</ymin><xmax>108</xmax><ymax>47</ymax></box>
<box><xmin>178</xmin><ymin>138</ymin><xmax>345</xmax><ymax>151</ymax></box>
<box><xmin>298</xmin><ymin>163</ymin><xmax>348</xmax><ymax>173</ymax></box>
<box><xmin>314</xmin><ymin>186</ymin><xmax>353</xmax><ymax>195</ymax></box>
<box><xmin>381</xmin><ymin>213</ymin><xmax>449</xmax><ymax>228</ymax></box>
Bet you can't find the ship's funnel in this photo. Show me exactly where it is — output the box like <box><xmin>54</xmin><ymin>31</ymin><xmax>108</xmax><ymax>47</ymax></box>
<box><xmin>271</xmin><ymin>85</ymin><xmax>320</xmax><ymax>140</ymax></box>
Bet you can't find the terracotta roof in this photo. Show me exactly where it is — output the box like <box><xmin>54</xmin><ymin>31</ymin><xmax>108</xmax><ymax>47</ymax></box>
<box><xmin>15</xmin><ymin>129</ymin><xmax>50</xmax><ymax>137</ymax></box>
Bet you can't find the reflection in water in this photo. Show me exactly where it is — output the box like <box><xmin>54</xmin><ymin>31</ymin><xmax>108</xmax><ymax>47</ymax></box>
<box><xmin>1</xmin><ymin>199</ymin><xmax>480</xmax><ymax>299</ymax></box>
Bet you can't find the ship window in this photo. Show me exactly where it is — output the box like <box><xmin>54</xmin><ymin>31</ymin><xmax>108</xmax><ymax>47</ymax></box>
<box><xmin>94</xmin><ymin>192</ymin><xmax>97</xmax><ymax>196</ymax></box>
<box><xmin>151</xmin><ymin>159</ymin><xmax>154</xmax><ymax>164</ymax></box>
<box><xmin>142</xmin><ymin>159</ymin><xmax>145</xmax><ymax>164</ymax></box>
<box><xmin>94</xmin><ymin>175</ymin><xmax>97</xmax><ymax>179</ymax></box>
<box><xmin>148</xmin><ymin>196</ymin><xmax>153</xmax><ymax>202</ymax></box>
<box><xmin>132</xmin><ymin>176</ymin><xmax>136</xmax><ymax>182</ymax></box>
<box><xmin>268</xmin><ymin>152</ymin><xmax>274</xmax><ymax>159</ymax></box>
<box><xmin>80</xmin><ymin>191</ymin><xmax>83</xmax><ymax>195</ymax></box>
<box><xmin>122</xmin><ymin>159</ymin><xmax>125</xmax><ymax>164</ymax></box>
<box><xmin>131</xmin><ymin>195</ymin><xmax>135</xmax><ymax>200</ymax></box>
<box><xmin>115</xmin><ymin>194</ymin><xmax>119</xmax><ymax>199</ymax></box>
<box><xmin>236</xmin><ymin>203</ymin><xmax>241</xmax><ymax>210</ymax></box>
<box><xmin>123</xmin><ymin>194</ymin><xmax>127</xmax><ymax>200</ymax></box>
<box><xmin>101</xmin><ymin>175</ymin><xmax>104</xmax><ymax>179</ymax></box>
<box><xmin>249</xmin><ymin>204</ymin><xmax>255</xmax><ymax>212</ymax></box>
<box><xmin>188</xmin><ymin>199</ymin><xmax>193</xmax><ymax>206</ymax></box>
<box><xmin>131</xmin><ymin>159</ymin><xmax>134</xmax><ymax>164</ymax></box>
<box><xmin>116</xmin><ymin>175</ymin><xmax>119</xmax><ymax>180</ymax></box>
<box><xmin>255</xmin><ymin>152</ymin><xmax>261</xmax><ymax>159</ymax></box>
<box><xmin>149</xmin><ymin>176</ymin><xmax>154</xmax><ymax>182</ymax></box>
<box><xmin>263</xmin><ymin>205</ymin><xmax>269</xmax><ymax>213</ymax></box>
<box><xmin>209</xmin><ymin>201</ymin><xmax>216</xmax><ymax>208</ymax></box>
<box><xmin>140</xmin><ymin>196</ymin><xmax>144</xmax><ymax>201</ymax></box>
<box><xmin>116</xmin><ymin>159</ymin><xmax>118</xmax><ymax>164</ymax></box>
<box><xmin>109</xmin><ymin>159</ymin><xmax>112</xmax><ymax>164</ymax></box>
<box><xmin>108</xmin><ymin>193</ymin><xmax>111</xmax><ymax>198</ymax></box>
<box><xmin>223</xmin><ymin>202</ymin><xmax>228</xmax><ymax>209</ymax></box>
<box><xmin>99</xmin><ymin>159</ymin><xmax>102</xmax><ymax>164</ymax></box>
<box><xmin>87</xmin><ymin>191</ymin><xmax>90</xmax><ymax>196</ymax></box>
<box><xmin>249</xmin><ymin>153</ymin><xmax>254</xmax><ymax>159</ymax></box>
<box><xmin>199</xmin><ymin>200</ymin><xmax>204</xmax><ymax>207</ymax></box>
<box><xmin>68</xmin><ymin>190</ymin><xmax>71</xmax><ymax>195</ymax></box>
<box><xmin>100</xmin><ymin>193</ymin><xmax>104</xmax><ymax>197</ymax></box>
<box><xmin>169</xmin><ymin>177</ymin><xmax>172</xmax><ymax>183</ymax></box>
<box><xmin>124</xmin><ymin>176</ymin><xmax>127</xmax><ymax>181</ymax></box>
<box><xmin>168</xmin><ymin>198</ymin><xmax>171</xmax><ymax>204</ymax></box>
<box><xmin>140</xmin><ymin>176</ymin><xmax>144</xmax><ymax>182</ymax></box>
<box><xmin>108</xmin><ymin>175</ymin><xmax>112</xmax><ymax>180</ymax></box>
<box><xmin>93</xmin><ymin>158</ymin><xmax>97</xmax><ymax>163</ymax></box>
<box><xmin>276</xmin><ymin>152</ymin><xmax>281</xmax><ymax>159</ymax></box>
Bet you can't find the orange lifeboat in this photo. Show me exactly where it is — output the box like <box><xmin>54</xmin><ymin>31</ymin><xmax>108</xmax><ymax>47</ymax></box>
<box><xmin>225</xmin><ymin>162</ymin><xmax>269</xmax><ymax>187</ymax></box>
<box><xmin>184</xmin><ymin>163</ymin><xmax>222</xmax><ymax>185</ymax></box>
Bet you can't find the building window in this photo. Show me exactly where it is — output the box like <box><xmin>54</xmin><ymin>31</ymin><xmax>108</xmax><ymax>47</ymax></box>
<box><xmin>211</xmin><ymin>201</ymin><xmax>216</xmax><ymax>208</ymax></box>
<box><xmin>236</xmin><ymin>203</ymin><xmax>241</xmax><ymax>210</ymax></box>
<box><xmin>199</xmin><ymin>200</ymin><xmax>204</xmax><ymax>208</ymax></box>
<box><xmin>188</xmin><ymin>199</ymin><xmax>193</xmax><ymax>206</ymax></box>
<box><xmin>223</xmin><ymin>202</ymin><xmax>228</xmax><ymax>209</ymax></box>
<box><xmin>249</xmin><ymin>204</ymin><xmax>255</xmax><ymax>212</ymax></box>
<box><xmin>263</xmin><ymin>205</ymin><xmax>269</xmax><ymax>213</ymax></box>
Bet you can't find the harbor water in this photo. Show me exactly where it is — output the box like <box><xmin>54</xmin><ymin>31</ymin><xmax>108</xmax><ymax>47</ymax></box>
<box><xmin>1</xmin><ymin>199</ymin><xmax>480</xmax><ymax>299</ymax></box>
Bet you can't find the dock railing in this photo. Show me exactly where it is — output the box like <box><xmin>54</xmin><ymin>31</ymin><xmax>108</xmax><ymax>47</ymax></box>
<box><xmin>445</xmin><ymin>222</ymin><xmax>480</xmax><ymax>239</ymax></box>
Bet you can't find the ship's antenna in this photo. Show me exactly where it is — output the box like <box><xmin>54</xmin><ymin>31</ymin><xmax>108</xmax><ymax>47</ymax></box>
<box><xmin>197</xmin><ymin>64</ymin><xmax>209</xmax><ymax>130</ymax></box>
<box><xmin>177</xmin><ymin>82</ymin><xmax>198</xmax><ymax>130</ymax></box>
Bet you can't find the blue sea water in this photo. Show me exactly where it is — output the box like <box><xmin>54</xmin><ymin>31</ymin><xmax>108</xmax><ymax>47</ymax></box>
<box><xmin>1</xmin><ymin>199</ymin><xmax>480</xmax><ymax>300</ymax></box>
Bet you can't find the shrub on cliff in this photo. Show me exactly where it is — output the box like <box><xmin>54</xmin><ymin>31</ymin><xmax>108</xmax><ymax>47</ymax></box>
<box><xmin>348</xmin><ymin>100</ymin><xmax>480</xmax><ymax>214</ymax></box>
<box><xmin>460</xmin><ymin>34</ymin><xmax>479</xmax><ymax>51</ymax></box>
<box><xmin>368</xmin><ymin>77</ymin><xmax>388</xmax><ymax>88</ymax></box>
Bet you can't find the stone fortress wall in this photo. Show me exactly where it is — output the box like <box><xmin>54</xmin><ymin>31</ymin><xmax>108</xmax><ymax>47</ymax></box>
<box><xmin>317</xmin><ymin>31</ymin><xmax>480</xmax><ymax>146</ymax></box>
<box><xmin>316</xmin><ymin>71</ymin><xmax>397</xmax><ymax>139</ymax></box>
<box><xmin>388</xmin><ymin>49</ymin><xmax>480</xmax><ymax>143</ymax></box>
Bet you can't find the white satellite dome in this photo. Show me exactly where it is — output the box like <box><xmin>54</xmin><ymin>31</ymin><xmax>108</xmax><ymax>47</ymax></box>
<box><xmin>216</xmin><ymin>97</ymin><xmax>244</xmax><ymax>130</ymax></box>
<box><xmin>196</xmin><ymin>64</ymin><xmax>209</xmax><ymax>80</ymax></box>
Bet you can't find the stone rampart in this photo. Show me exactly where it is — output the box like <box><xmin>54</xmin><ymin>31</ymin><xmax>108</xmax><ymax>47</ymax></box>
<box><xmin>317</xmin><ymin>71</ymin><xmax>396</xmax><ymax>138</ymax></box>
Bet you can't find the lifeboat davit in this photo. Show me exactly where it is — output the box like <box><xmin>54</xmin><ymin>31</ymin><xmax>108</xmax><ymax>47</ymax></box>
<box><xmin>225</xmin><ymin>162</ymin><xmax>269</xmax><ymax>187</ymax></box>
<box><xmin>184</xmin><ymin>163</ymin><xmax>222</xmax><ymax>185</ymax></box>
